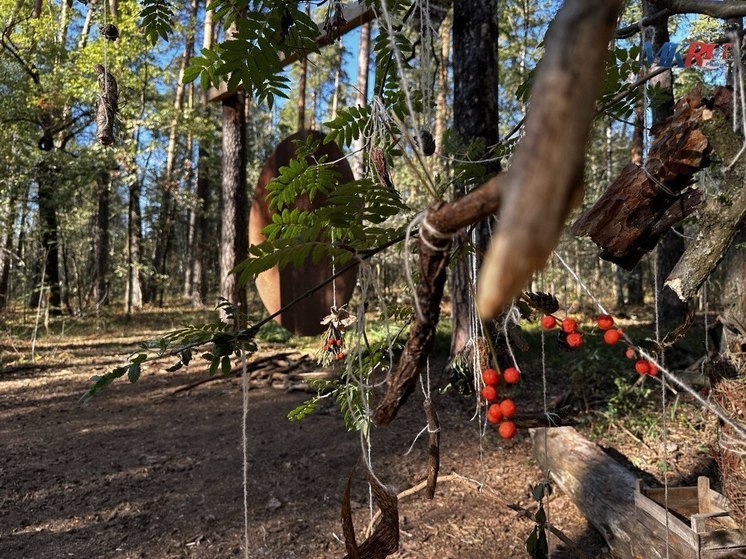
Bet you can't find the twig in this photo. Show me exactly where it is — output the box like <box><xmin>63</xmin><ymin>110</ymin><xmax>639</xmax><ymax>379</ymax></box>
<box><xmin>364</xmin><ymin>472</ymin><xmax>590</xmax><ymax>558</ymax></box>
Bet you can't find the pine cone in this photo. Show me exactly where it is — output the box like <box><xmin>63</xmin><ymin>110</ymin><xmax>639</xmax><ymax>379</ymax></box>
<box><xmin>523</xmin><ymin>291</ymin><xmax>560</xmax><ymax>315</ymax></box>
<box><xmin>370</xmin><ymin>147</ymin><xmax>397</xmax><ymax>195</ymax></box>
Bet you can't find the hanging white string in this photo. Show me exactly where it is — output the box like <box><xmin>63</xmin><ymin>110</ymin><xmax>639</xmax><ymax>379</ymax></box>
<box><xmin>653</xmin><ymin>251</ymin><xmax>671</xmax><ymax>559</ymax></box>
<box><xmin>241</xmin><ymin>347</ymin><xmax>250</xmax><ymax>559</ymax></box>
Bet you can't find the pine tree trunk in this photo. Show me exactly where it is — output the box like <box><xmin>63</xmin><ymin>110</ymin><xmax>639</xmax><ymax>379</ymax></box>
<box><xmin>434</xmin><ymin>15</ymin><xmax>450</xmax><ymax>157</ymax></box>
<box><xmin>31</xmin><ymin>165</ymin><xmax>62</xmax><ymax>315</ymax></box>
<box><xmin>146</xmin><ymin>2</ymin><xmax>197</xmax><ymax>304</ymax></box>
<box><xmin>451</xmin><ymin>0</ymin><xmax>500</xmax><ymax>357</ymax></box>
<box><xmin>189</xmin><ymin>2</ymin><xmax>214</xmax><ymax>308</ymax></box>
<box><xmin>220</xmin><ymin>92</ymin><xmax>248</xmax><ymax>316</ymax></box>
<box><xmin>126</xmin><ymin>171</ymin><xmax>143</xmax><ymax>314</ymax></box>
<box><xmin>298</xmin><ymin>57</ymin><xmax>308</xmax><ymax>132</ymax></box>
<box><xmin>351</xmin><ymin>22</ymin><xmax>371</xmax><ymax>179</ymax></box>
<box><xmin>86</xmin><ymin>168</ymin><xmax>110</xmax><ymax>307</ymax></box>
<box><xmin>0</xmin><ymin>191</ymin><xmax>17</xmax><ymax>310</ymax></box>
<box><xmin>641</xmin><ymin>1</ymin><xmax>686</xmax><ymax>327</ymax></box>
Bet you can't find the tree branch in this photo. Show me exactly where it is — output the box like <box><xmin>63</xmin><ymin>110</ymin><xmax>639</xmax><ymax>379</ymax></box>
<box><xmin>373</xmin><ymin>0</ymin><xmax>625</xmax><ymax>425</ymax></box>
<box><xmin>651</xmin><ymin>0</ymin><xmax>746</xmax><ymax>18</ymax></box>
<box><xmin>616</xmin><ymin>9</ymin><xmax>671</xmax><ymax>39</ymax></box>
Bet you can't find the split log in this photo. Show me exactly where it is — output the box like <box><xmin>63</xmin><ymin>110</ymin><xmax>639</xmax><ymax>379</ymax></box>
<box><xmin>572</xmin><ymin>89</ymin><xmax>718</xmax><ymax>269</ymax></box>
<box><xmin>666</xmin><ymin>93</ymin><xmax>746</xmax><ymax>301</ymax></box>
<box><xmin>531</xmin><ymin>426</ymin><xmax>654</xmax><ymax>559</ymax></box>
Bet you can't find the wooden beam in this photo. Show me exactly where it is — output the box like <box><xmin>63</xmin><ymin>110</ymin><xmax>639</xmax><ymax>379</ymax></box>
<box><xmin>207</xmin><ymin>3</ymin><xmax>376</xmax><ymax>103</ymax></box>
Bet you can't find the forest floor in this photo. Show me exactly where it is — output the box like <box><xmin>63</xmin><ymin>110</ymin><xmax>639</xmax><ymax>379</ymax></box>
<box><xmin>0</xmin><ymin>305</ymin><xmax>720</xmax><ymax>559</ymax></box>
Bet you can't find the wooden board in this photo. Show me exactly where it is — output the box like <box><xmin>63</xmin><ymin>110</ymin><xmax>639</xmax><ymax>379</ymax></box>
<box><xmin>249</xmin><ymin>130</ymin><xmax>357</xmax><ymax>336</ymax></box>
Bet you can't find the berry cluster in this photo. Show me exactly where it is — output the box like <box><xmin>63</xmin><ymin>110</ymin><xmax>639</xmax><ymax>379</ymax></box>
<box><xmin>542</xmin><ymin>311</ymin><xmax>660</xmax><ymax>377</ymax></box>
<box><xmin>321</xmin><ymin>335</ymin><xmax>346</xmax><ymax>364</ymax></box>
<box><xmin>481</xmin><ymin>367</ymin><xmax>520</xmax><ymax>439</ymax></box>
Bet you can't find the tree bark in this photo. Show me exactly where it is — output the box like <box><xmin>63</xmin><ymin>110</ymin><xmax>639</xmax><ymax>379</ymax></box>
<box><xmin>434</xmin><ymin>15</ymin><xmax>450</xmax><ymax>157</ymax></box>
<box><xmin>89</xmin><ymin>168</ymin><xmax>110</xmax><ymax>305</ymax></box>
<box><xmin>297</xmin><ymin>57</ymin><xmax>308</xmax><ymax>132</ymax></box>
<box><xmin>641</xmin><ymin>0</ymin><xmax>688</xmax><ymax>326</ymax></box>
<box><xmin>450</xmin><ymin>0</ymin><xmax>500</xmax><ymax>357</ymax></box>
<box><xmin>220</xmin><ymin>92</ymin><xmax>248</xmax><ymax>316</ymax></box>
<box><xmin>351</xmin><ymin>21</ymin><xmax>371</xmax><ymax>179</ymax></box>
<box><xmin>30</xmin><ymin>164</ymin><xmax>62</xmax><ymax>315</ymax></box>
<box><xmin>0</xmin><ymin>191</ymin><xmax>17</xmax><ymax>310</ymax></box>
<box><xmin>126</xmin><ymin>170</ymin><xmax>143</xmax><ymax>314</ymax></box>
<box><xmin>146</xmin><ymin>0</ymin><xmax>197</xmax><ymax>304</ymax></box>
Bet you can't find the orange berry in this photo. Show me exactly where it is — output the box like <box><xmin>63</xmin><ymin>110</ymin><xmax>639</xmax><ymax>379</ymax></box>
<box><xmin>499</xmin><ymin>399</ymin><xmax>516</xmax><ymax>419</ymax></box>
<box><xmin>648</xmin><ymin>361</ymin><xmax>658</xmax><ymax>376</ymax></box>
<box><xmin>561</xmin><ymin>318</ymin><xmax>577</xmax><ymax>334</ymax></box>
<box><xmin>503</xmin><ymin>367</ymin><xmax>521</xmax><ymax>384</ymax></box>
<box><xmin>635</xmin><ymin>359</ymin><xmax>650</xmax><ymax>375</ymax></box>
<box><xmin>596</xmin><ymin>314</ymin><xmax>614</xmax><ymax>330</ymax></box>
<box><xmin>498</xmin><ymin>421</ymin><xmax>517</xmax><ymax>439</ymax></box>
<box><xmin>486</xmin><ymin>404</ymin><xmax>503</xmax><ymax>424</ymax></box>
<box><xmin>336</xmin><ymin>352</ymin><xmax>346</xmax><ymax>360</ymax></box>
<box><xmin>625</xmin><ymin>347</ymin><xmax>636</xmax><ymax>359</ymax></box>
<box><xmin>541</xmin><ymin>315</ymin><xmax>557</xmax><ymax>329</ymax></box>
<box><xmin>603</xmin><ymin>329</ymin><xmax>621</xmax><ymax>345</ymax></box>
<box><xmin>482</xmin><ymin>368</ymin><xmax>500</xmax><ymax>386</ymax></box>
<box><xmin>481</xmin><ymin>385</ymin><xmax>498</xmax><ymax>402</ymax></box>
<box><xmin>566</xmin><ymin>332</ymin><xmax>583</xmax><ymax>348</ymax></box>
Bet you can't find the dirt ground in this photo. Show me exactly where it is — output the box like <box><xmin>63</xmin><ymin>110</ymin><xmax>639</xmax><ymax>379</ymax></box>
<box><xmin>0</xmin><ymin>316</ymin><xmax>719</xmax><ymax>559</ymax></box>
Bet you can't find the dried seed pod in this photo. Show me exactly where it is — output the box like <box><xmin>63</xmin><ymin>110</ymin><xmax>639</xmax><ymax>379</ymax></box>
<box><xmin>370</xmin><ymin>147</ymin><xmax>397</xmax><ymax>195</ymax></box>
<box><xmin>101</xmin><ymin>24</ymin><xmax>119</xmax><ymax>41</ymax></box>
<box><xmin>418</xmin><ymin>129</ymin><xmax>436</xmax><ymax>156</ymax></box>
<box><xmin>523</xmin><ymin>291</ymin><xmax>560</xmax><ymax>315</ymax></box>
<box><xmin>94</xmin><ymin>64</ymin><xmax>118</xmax><ymax>146</ymax></box>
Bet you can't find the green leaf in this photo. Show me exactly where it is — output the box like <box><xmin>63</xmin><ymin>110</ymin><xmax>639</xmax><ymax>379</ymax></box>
<box><xmin>128</xmin><ymin>362</ymin><xmax>141</xmax><ymax>384</ymax></box>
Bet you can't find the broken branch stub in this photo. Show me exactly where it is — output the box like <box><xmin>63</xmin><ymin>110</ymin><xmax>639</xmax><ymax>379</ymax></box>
<box><xmin>666</xmin><ymin>91</ymin><xmax>746</xmax><ymax>301</ymax></box>
<box><xmin>573</xmin><ymin>89</ymin><xmax>716</xmax><ymax>269</ymax></box>
<box><xmin>95</xmin><ymin>64</ymin><xmax>118</xmax><ymax>146</ymax></box>
<box><xmin>476</xmin><ymin>0</ymin><xmax>624</xmax><ymax>319</ymax></box>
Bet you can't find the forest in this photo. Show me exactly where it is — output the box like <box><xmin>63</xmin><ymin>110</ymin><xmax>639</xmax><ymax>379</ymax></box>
<box><xmin>1</xmin><ymin>0</ymin><xmax>745</xmax><ymax>558</ymax></box>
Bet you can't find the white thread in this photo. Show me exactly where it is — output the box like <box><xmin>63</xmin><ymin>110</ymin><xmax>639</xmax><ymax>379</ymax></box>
<box><xmin>653</xmin><ymin>250</ymin><xmax>671</xmax><ymax>559</ymax></box>
<box><xmin>241</xmin><ymin>348</ymin><xmax>250</xmax><ymax>559</ymax></box>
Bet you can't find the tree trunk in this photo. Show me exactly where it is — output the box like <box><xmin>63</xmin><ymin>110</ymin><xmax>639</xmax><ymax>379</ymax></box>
<box><xmin>642</xmin><ymin>0</ymin><xmax>687</xmax><ymax>327</ymax></box>
<box><xmin>298</xmin><ymin>56</ymin><xmax>308</xmax><ymax>132</ymax></box>
<box><xmin>146</xmin><ymin>0</ymin><xmax>197</xmax><ymax>305</ymax></box>
<box><xmin>31</xmin><ymin>164</ymin><xmax>62</xmax><ymax>315</ymax></box>
<box><xmin>78</xmin><ymin>0</ymin><xmax>97</xmax><ymax>50</ymax></box>
<box><xmin>0</xmin><ymin>191</ymin><xmax>17</xmax><ymax>310</ymax></box>
<box><xmin>126</xmin><ymin>171</ymin><xmax>143</xmax><ymax>314</ymax></box>
<box><xmin>32</xmin><ymin>0</ymin><xmax>42</xmax><ymax>18</ymax></box>
<box><xmin>434</xmin><ymin>15</ymin><xmax>450</xmax><ymax>157</ymax></box>
<box><xmin>90</xmin><ymin>168</ymin><xmax>110</xmax><ymax>305</ymax></box>
<box><xmin>220</xmin><ymin>92</ymin><xmax>248</xmax><ymax>316</ymax></box>
<box><xmin>450</xmin><ymin>0</ymin><xmax>500</xmax><ymax>357</ymax></box>
<box><xmin>351</xmin><ymin>21</ymin><xmax>371</xmax><ymax>179</ymax></box>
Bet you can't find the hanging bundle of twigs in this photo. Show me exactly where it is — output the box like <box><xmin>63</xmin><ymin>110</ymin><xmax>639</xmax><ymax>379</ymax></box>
<box><xmin>94</xmin><ymin>64</ymin><xmax>118</xmax><ymax>146</ymax></box>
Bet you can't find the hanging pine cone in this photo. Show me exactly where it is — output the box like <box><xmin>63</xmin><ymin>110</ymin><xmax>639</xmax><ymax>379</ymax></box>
<box><xmin>370</xmin><ymin>147</ymin><xmax>397</xmax><ymax>195</ymax></box>
<box><xmin>418</xmin><ymin>129</ymin><xmax>436</xmax><ymax>156</ymax></box>
<box><xmin>100</xmin><ymin>24</ymin><xmax>119</xmax><ymax>41</ymax></box>
<box><xmin>522</xmin><ymin>291</ymin><xmax>560</xmax><ymax>315</ymax></box>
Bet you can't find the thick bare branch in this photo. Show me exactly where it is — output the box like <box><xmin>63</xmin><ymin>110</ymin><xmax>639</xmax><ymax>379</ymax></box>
<box><xmin>476</xmin><ymin>0</ymin><xmax>624</xmax><ymax>319</ymax></box>
<box><xmin>651</xmin><ymin>0</ymin><xmax>746</xmax><ymax>18</ymax></box>
<box><xmin>374</xmin><ymin>0</ymin><xmax>625</xmax><ymax>424</ymax></box>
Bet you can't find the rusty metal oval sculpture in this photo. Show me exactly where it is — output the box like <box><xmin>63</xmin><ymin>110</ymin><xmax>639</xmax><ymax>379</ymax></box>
<box><xmin>249</xmin><ymin>130</ymin><xmax>358</xmax><ymax>336</ymax></box>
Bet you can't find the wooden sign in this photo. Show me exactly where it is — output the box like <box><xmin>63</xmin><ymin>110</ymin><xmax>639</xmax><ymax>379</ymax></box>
<box><xmin>249</xmin><ymin>130</ymin><xmax>358</xmax><ymax>336</ymax></box>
